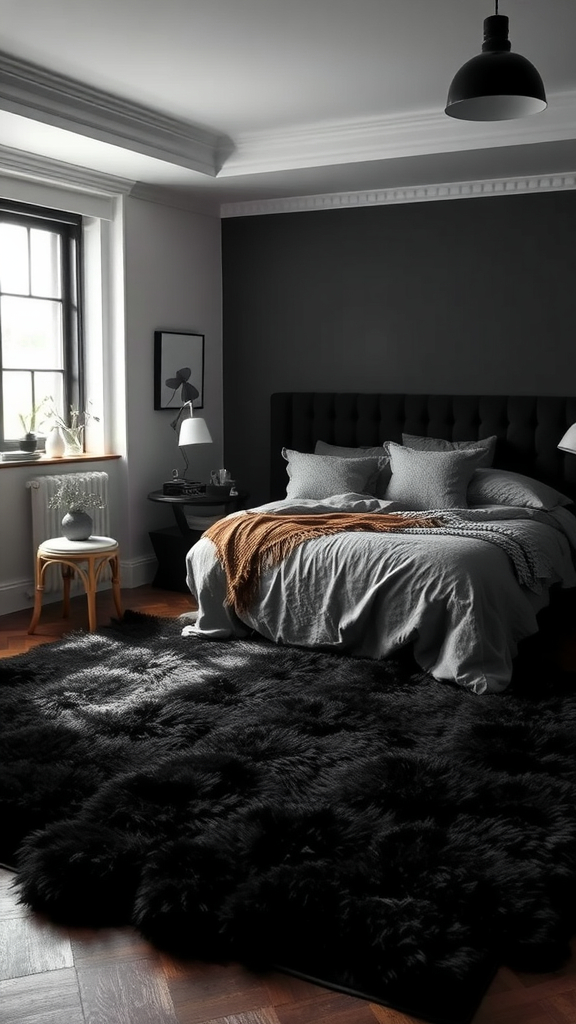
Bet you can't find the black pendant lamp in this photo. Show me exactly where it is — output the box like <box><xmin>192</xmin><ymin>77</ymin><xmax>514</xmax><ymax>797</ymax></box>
<box><xmin>445</xmin><ymin>1</ymin><xmax>547</xmax><ymax>121</ymax></box>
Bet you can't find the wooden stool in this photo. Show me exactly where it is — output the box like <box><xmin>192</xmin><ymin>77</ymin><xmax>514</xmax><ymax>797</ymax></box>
<box><xmin>28</xmin><ymin>536</ymin><xmax>122</xmax><ymax>634</ymax></box>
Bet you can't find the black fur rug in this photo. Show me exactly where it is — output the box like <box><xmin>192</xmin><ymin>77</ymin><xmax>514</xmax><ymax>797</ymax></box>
<box><xmin>2</xmin><ymin>611</ymin><xmax>576</xmax><ymax>1024</ymax></box>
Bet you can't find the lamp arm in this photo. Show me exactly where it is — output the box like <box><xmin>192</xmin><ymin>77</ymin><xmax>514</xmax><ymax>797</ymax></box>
<box><xmin>170</xmin><ymin>401</ymin><xmax>193</xmax><ymax>434</ymax></box>
<box><xmin>179</xmin><ymin>447</ymin><xmax>190</xmax><ymax>477</ymax></box>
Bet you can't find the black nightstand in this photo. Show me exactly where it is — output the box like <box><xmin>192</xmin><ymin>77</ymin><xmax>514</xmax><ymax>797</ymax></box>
<box><xmin>147</xmin><ymin>490</ymin><xmax>248</xmax><ymax>592</ymax></box>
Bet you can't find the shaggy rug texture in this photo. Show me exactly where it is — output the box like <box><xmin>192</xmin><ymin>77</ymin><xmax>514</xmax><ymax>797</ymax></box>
<box><xmin>2</xmin><ymin>612</ymin><xmax>576</xmax><ymax>1024</ymax></box>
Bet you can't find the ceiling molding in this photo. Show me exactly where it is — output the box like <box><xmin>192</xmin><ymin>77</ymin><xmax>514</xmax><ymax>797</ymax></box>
<box><xmin>0</xmin><ymin>143</ymin><xmax>135</xmax><ymax>195</ymax></box>
<box><xmin>1</xmin><ymin>52</ymin><xmax>575</xmax><ymax>185</ymax></box>
<box><xmin>0</xmin><ymin>51</ymin><xmax>225</xmax><ymax>177</ymax></box>
<box><xmin>219</xmin><ymin>91</ymin><xmax>576</xmax><ymax>177</ymax></box>
<box><xmin>2</xmin><ymin>140</ymin><xmax>574</xmax><ymax>223</ymax></box>
<box><xmin>220</xmin><ymin>172</ymin><xmax>576</xmax><ymax>218</ymax></box>
<box><xmin>0</xmin><ymin>143</ymin><xmax>220</xmax><ymax>216</ymax></box>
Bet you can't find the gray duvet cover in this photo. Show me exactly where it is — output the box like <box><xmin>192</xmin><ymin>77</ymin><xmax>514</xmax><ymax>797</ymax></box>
<box><xmin>184</xmin><ymin>495</ymin><xmax>576</xmax><ymax>694</ymax></box>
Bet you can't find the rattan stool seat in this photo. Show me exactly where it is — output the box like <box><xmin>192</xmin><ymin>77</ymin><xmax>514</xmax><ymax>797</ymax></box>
<box><xmin>39</xmin><ymin>536</ymin><xmax>118</xmax><ymax>555</ymax></box>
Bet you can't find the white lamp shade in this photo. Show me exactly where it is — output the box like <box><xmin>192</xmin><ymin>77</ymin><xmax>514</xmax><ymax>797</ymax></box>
<box><xmin>558</xmin><ymin>424</ymin><xmax>576</xmax><ymax>455</ymax></box>
<box><xmin>178</xmin><ymin>416</ymin><xmax>213</xmax><ymax>447</ymax></box>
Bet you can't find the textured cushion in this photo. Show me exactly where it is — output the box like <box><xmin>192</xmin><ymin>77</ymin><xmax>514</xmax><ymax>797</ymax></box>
<box><xmin>385</xmin><ymin>443</ymin><xmax>488</xmax><ymax>510</ymax></box>
<box><xmin>281</xmin><ymin>448</ymin><xmax>381</xmax><ymax>499</ymax></box>
<box><xmin>402</xmin><ymin>433</ymin><xmax>497</xmax><ymax>468</ymax></box>
<box><xmin>468</xmin><ymin>469</ymin><xmax>573</xmax><ymax>510</ymax></box>
<box><xmin>315</xmin><ymin>440</ymin><xmax>391</xmax><ymax>497</ymax></box>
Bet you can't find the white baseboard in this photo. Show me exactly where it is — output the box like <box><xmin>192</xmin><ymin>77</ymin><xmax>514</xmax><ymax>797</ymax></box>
<box><xmin>119</xmin><ymin>556</ymin><xmax>158</xmax><ymax>590</ymax></box>
<box><xmin>0</xmin><ymin>578</ymin><xmax>46</xmax><ymax>618</ymax></box>
<box><xmin>0</xmin><ymin>556</ymin><xmax>159</xmax><ymax>617</ymax></box>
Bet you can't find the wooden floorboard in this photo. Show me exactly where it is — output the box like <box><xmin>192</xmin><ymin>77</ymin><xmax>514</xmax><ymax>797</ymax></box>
<box><xmin>1</xmin><ymin>584</ymin><xmax>576</xmax><ymax>1023</ymax></box>
<box><xmin>0</xmin><ymin>583</ymin><xmax>195</xmax><ymax>657</ymax></box>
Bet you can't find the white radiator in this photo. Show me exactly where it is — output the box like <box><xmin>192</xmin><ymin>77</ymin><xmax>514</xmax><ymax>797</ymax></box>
<box><xmin>26</xmin><ymin>472</ymin><xmax>111</xmax><ymax>595</ymax></box>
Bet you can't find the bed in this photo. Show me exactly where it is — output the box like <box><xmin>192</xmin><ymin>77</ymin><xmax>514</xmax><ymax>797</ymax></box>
<box><xmin>186</xmin><ymin>393</ymin><xmax>576</xmax><ymax>694</ymax></box>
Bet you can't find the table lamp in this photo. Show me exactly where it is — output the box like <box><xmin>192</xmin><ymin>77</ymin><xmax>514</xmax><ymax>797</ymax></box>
<box><xmin>175</xmin><ymin>402</ymin><xmax>213</xmax><ymax>480</ymax></box>
<box><xmin>558</xmin><ymin>425</ymin><xmax>576</xmax><ymax>455</ymax></box>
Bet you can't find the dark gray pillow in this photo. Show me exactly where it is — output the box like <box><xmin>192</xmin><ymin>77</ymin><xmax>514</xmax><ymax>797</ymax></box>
<box><xmin>385</xmin><ymin>443</ymin><xmax>488</xmax><ymax>510</ymax></box>
<box><xmin>315</xmin><ymin>440</ymin><xmax>391</xmax><ymax>497</ymax></box>
<box><xmin>468</xmin><ymin>469</ymin><xmax>573</xmax><ymax>510</ymax></box>
<box><xmin>282</xmin><ymin>448</ymin><xmax>382</xmax><ymax>500</ymax></box>
<box><xmin>402</xmin><ymin>433</ymin><xmax>497</xmax><ymax>469</ymax></box>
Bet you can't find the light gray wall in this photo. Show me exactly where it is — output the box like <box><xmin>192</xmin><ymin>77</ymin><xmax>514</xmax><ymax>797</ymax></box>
<box><xmin>222</xmin><ymin>190</ymin><xmax>576</xmax><ymax>506</ymax></box>
<box><xmin>123</xmin><ymin>196</ymin><xmax>223</xmax><ymax>574</ymax></box>
<box><xmin>0</xmin><ymin>193</ymin><xmax>222</xmax><ymax>614</ymax></box>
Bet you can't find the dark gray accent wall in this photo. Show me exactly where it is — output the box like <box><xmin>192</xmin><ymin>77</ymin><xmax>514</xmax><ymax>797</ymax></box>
<box><xmin>222</xmin><ymin>190</ymin><xmax>576</xmax><ymax>506</ymax></box>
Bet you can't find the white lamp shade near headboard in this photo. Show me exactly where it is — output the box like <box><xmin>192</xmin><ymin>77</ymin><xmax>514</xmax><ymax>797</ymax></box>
<box><xmin>178</xmin><ymin>416</ymin><xmax>213</xmax><ymax>447</ymax></box>
<box><xmin>558</xmin><ymin>424</ymin><xmax>576</xmax><ymax>454</ymax></box>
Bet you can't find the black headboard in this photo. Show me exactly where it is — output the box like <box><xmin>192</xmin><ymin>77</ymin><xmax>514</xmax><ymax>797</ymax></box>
<box><xmin>270</xmin><ymin>393</ymin><xmax>576</xmax><ymax>502</ymax></box>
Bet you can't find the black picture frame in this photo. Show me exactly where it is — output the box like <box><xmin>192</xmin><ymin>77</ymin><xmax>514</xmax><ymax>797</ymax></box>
<box><xmin>154</xmin><ymin>330</ymin><xmax>205</xmax><ymax>410</ymax></box>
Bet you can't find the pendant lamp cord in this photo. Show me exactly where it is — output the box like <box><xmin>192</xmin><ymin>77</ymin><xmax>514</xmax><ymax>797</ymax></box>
<box><xmin>495</xmin><ymin>0</ymin><xmax>499</xmax><ymax>13</ymax></box>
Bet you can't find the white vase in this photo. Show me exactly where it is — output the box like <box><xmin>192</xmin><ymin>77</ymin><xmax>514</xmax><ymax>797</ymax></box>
<box><xmin>45</xmin><ymin>425</ymin><xmax>66</xmax><ymax>458</ymax></box>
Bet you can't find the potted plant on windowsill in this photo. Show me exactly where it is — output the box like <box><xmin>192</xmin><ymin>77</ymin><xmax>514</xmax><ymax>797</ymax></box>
<box><xmin>18</xmin><ymin>401</ymin><xmax>46</xmax><ymax>453</ymax></box>
<box><xmin>48</xmin><ymin>478</ymin><xmax>107</xmax><ymax>541</ymax></box>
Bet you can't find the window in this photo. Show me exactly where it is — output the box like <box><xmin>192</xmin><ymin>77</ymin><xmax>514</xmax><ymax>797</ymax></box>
<box><xmin>0</xmin><ymin>198</ymin><xmax>84</xmax><ymax>448</ymax></box>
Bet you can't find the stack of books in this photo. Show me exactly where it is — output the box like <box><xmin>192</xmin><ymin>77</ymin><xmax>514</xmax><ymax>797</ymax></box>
<box><xmin>1</xmin><ymin>451</ymin><xmax>43</xmax><ymax>462</ymax></box>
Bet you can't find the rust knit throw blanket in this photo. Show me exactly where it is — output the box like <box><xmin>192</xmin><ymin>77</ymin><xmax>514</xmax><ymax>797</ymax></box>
<box><xmin>204</xmin><ymin>511</ymin><xmax>441</xmax><ymax>615</ymax></box>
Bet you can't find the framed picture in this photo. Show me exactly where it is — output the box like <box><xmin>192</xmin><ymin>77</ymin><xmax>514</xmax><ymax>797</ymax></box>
<box><xmin>154</xmin><ymin>330</ymin><xmax>205</xmax><ymax>410</ymax></box>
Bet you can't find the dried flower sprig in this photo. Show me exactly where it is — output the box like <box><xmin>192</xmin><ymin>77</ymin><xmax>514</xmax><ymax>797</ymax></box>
<box><xmin>42</xmin><ymin>398</ymin><xmax>100</xmax><ymax>451</ymax></box>
<box><xmin>48</xmin><ymin>479</ymin><xmax>107</xmax><ymax>512</ymax></box>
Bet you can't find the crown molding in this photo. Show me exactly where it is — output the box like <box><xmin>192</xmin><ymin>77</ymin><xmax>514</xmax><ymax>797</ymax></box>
<box><xmin>1</xmin><ymin>51</ymin><xmax>575</xmax><ymax>184</ymax></box>
<box><xmin>220</xmin><ymin>172</ymin><xmax>576</xmax><ymax>218</ymax></box>
<box><xmin>0</xmin><ymin>51</ymin><xmax>225</xmax><ymax>177</ymax></box>
<box><xmin>0</xmin><ymin>144</ymin><xmax>221</xmax><ymax>216</ymax></box>
<box><xmin>1</xmin><ymin>145</ymin><xmax>574</xmax><ymax>223</ymax></box>
<box><xmin>219</xmin><ymin>91</ymin><xmax>576</xmax><ymax>177</ymax></box>
<box><xmin>0</xmin><ymin>143</ymin><xmax>135</xmax><ymax>195</ymax></box>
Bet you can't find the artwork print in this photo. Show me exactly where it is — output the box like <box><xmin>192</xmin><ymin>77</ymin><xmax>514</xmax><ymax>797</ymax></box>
<box><xmin>154</xmin><ymin>331</ymin><xmax>204</xmax><ymax>410</ymax></box>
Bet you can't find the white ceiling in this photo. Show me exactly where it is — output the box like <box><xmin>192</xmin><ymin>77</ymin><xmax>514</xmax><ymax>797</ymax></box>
<box><xmin>0</xmin><ymin>0</ymin><xmax>575</xmax><ymax>213</ymax></box>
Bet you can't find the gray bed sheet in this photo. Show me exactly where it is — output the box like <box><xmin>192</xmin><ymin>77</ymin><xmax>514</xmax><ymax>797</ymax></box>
<box><xmin>184</xmin><ymin>495</ymin><xmax>576</xmax><ymax>694</ymax></box>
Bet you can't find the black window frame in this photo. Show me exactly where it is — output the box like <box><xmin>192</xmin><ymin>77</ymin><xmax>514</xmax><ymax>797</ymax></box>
<box><xmin>0</xmin><ymin>197</ymin><xmax>85</xmax><ymax>450</ymax></box>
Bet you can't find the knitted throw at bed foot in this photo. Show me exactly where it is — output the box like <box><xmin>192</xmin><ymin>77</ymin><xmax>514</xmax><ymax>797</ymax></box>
<box><xmin>204</xmin><ymin>511</ymin><xmax>441</xmax><ymax>615</ymax></box>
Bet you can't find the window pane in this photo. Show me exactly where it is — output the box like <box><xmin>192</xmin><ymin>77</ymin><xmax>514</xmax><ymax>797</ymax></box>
<box><xmin>35</xmin><ymin>372</ymin><xmax>64</xmax><ymax>426</ymax></box>
<box><xmin>1</xmin><ymin>372</ymin><xmax>64</xmax><ymax>441</ymax></box>
<box><xmin>0</xmin><ymin>204</ymin><xmax>83</xmax><ymax>449</ymax></box>
<box><xmin>0</xmin><ymin>223</ymin><xmax>29</xmax><ymax>295</ymax></box>
<box><xmin>1</xmin><ymin>295</ymin><xmax>63</xmax><ymax>369</ymax></box>
<box><xmin>30</xmin><ymin>229</ymin><xmax>61</xmax><ymax>298</ymax></box>
<box><xmin>2</xmin><ymin>371</ymin><xmax>33</xmax><ymax>440</ymax></box>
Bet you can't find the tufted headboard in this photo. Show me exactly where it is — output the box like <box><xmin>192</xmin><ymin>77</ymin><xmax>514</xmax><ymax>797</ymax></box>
<box><xmin>270</xmin><ymin>393</ymin><xmax>576</xmax><ymax>503</ymax></box>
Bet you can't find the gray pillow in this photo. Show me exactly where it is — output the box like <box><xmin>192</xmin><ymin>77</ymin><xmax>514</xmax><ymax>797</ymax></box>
<box><xmin>468</xmin><ymin>469</ymin><xmax>573</xmax><ymax>510</ymax></box>
<box><xmin>281</xmin><ymin>448</ymin><xmax>381</xmax><ymax>500</ymax></box>
<box><xmin>402</xmin><ymin>433</ymin><xmax>497</xmax><ymax>468</ymax></box>
<box><xmin>315</xmin><ymin>439</ymin><xmax>391</xmax><ymax>497</ymax></box>
<box><xmin>385</xmin><ymin>443</ymin><xmax>488</xmax><ymax>510</ymax></box>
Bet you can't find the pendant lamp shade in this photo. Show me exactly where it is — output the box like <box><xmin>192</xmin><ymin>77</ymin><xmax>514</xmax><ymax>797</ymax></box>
<box><xmin>446</xmin><ymin>14</ymin><xmax>547</xmax><ymax>121</ymax></box>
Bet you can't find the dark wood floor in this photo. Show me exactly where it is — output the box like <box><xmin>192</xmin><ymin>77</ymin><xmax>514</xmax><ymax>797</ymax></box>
<box><xmin>1</xmin><ymin>585</ymin><xmax>576</xmax><ymax>1024</ymax></box>
<box><xmin>0</xmin><ymin>582</ymin><xmax>195</xmax><ymax>658</ymax></box>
